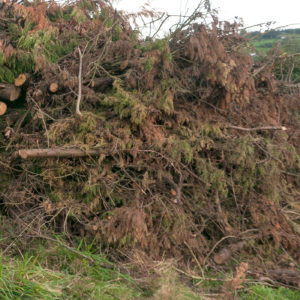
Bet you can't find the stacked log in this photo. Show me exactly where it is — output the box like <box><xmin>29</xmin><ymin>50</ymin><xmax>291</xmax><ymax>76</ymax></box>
<box><xmin>0</xmin><ymin>73</ymin><xmax>29</xmax><ymax>115</ymax></box>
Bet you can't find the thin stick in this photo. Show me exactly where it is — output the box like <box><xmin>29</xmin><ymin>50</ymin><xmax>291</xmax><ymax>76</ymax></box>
<box><xmin>184</xmin><ymin>241</ymin><xmax>205</xmax><ymax>278</ymax></box>
<box><xmin>172</xmin><ymin>266</ymin><xmax>231</xmax><ymax>282</ymax></box>
<box><xmin>15</xmin><ymin>147</ymin><xmax>101</xmax><ymax>159</ymax></box>
<box><xmin>151</xmin><ymin>14</ymin><xmax>170</xmax><ymax>39</ymax></box>
<box><xmin>76</xmin><ymin>46</ymin><xmax>83</xmax><ymax>118</ymax></box>
<box><xmin>40</xmin><ymin>109</ymin><xmax>50</xmax><ymax>147</ymax></box>
<box><xmin>226</xmin><ymin>125</ymin><xmax>287</xmax><ymax>132</ymax></box>
<box><xmin>2</xmin><ymin>214</ymin><xmax>41</xmax><ymax>255</ymax></box>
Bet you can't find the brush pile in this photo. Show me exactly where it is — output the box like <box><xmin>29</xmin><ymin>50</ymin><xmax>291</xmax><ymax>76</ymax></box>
<box><xmin>0</xmin><ymin>0</ymin><xmax>300</xmax><ymax>288</ymax></box>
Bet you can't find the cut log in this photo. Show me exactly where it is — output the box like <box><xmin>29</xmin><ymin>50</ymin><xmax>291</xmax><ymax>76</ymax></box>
<box><xmin>0</xmin><ymin>101</ymin><xmax>7</xmax><ymax>115</ymax></box>
<box><xmin>16</xmin><ymin>147</ymin><xmax>101</xmax><ymax>159</ymax></box>
<box><xmin>49</xmin><ymin>82</ymin><xmax>59</xmax><ymax>93</ymax></box>
<box><xmin>0</xmin><ymin>83</ymin><xmax>21</xmax><ymax>101</ymax></box>
<box><xmin>14</xmin><ymin>73</ymin><xmax>29</xmax><ymax>87</ymax></box>
<box><xmin>84</xmin><ymin>77</ymin><xmax>113</xmax><ymax>92</ymax></box>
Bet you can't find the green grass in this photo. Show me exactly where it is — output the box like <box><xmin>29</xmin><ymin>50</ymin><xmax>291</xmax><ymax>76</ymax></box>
<box><xmin>252</xmin><ymin>39</ymin><xmax>278</xmax><ymax>54</ymax></box>
<box><xmin>251</xmin><ymin>31</ymin><xmax>300</xmax><ymax>82</ymax></box>
<box><xmin>0</xmin><ymin>237</ymin><xmax>299</xmax><ymax>299</ymax></box>
<box><xmin>0</xmin><ymin>242</ymin><xmax>142</xmax><ymax>299</ymax></box>
<box><xmin>240</xmin><ymin>285</ymin><xmax>300</xmax><ymax>300</ymax></box>
<box><xmin>251</xmin><ymin>31</ymin><xmax>300</xmax><ymax>55</ymax></box>
<box><xmin>0</xmin><ymin>238</ymin><xmax>204</xmax><ymax>299</ymax></box>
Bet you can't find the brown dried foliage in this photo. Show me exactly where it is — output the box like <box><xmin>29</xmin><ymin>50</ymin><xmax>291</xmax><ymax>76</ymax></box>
<box><xmin>0</xmin><ymin>1</ymin><xmax>300</xmax><ymax>281</ymax></box>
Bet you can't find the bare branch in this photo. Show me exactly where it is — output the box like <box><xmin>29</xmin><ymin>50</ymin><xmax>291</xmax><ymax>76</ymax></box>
<box><xmin>226</xmin><ymin>125</ymin><xmax>287</xmax><ymax>132</ymax></box>
<box><xmin>76</xmin><ymin>46</ymin><xmax>83</xmax><ymax>118</ymax></box>
<box><xmin>15</xmin><ymin>147</ymin><xmax>101</xmax><ymax>159</ymax></box>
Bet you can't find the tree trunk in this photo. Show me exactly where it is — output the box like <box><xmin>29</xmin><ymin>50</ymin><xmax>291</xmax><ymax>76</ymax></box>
<box><xmin>0</xmin><ymin>83</ymin><xmax>21</xmax><ymax>101</ymax></box>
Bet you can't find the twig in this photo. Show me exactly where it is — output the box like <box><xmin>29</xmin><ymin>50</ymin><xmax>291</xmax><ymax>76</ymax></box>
<box><xmin>226</xmin><ymin>125</ymin><xmax>287</xmax><ymax>132</ymax></box>
<box><xmin>2</xmin><ymin>214</ymin><xmax>41</xmax><ymax>255</ymax></box>
<box><xmin>230</xmin><ymin>173</ymin><xmax>241</xmax><ymax>215</ymax></box>
<box><xmin>172</xmin><ymin>266</ymin><xmax>231</xmax><ymax>282</ymax></box>
<box><xmin>253</xmin><ymin>141</ymin><xmax>283</xmax><ymax>165</ymax></box>
<box><xmin>169</xmin><ymin>1</ymin><xmax>204</xmax><ymax>38</ymax></box>
<box><xmin>184</xmin><ymin>241</ymin><xmax>205</xmax><ymax>278</ymax></box>
<box><xmin>151</xmin><ymin>14</ymin><xmax>170</xmax><ymax>39</ymax></box>
<box><xmin>63</xmin><ymin>208</ymin><xmax>71</xmax><ymax>236</ymax></box>
<box><xmin>76</xmin><ymin>46</ymin><xmax>83</xmax><ymax>118</ymax></box>
<box><xmin>39</xmin><ymin>109</ymin><xmax>50</xmax><ymax>147</ymax></box>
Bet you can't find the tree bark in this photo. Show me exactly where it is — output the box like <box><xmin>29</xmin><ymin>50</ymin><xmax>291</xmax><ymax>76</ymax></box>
<box><xmin>0</xmin><ymin>83</ymin><xmax>21</xmax><ymax>101</ymax></box>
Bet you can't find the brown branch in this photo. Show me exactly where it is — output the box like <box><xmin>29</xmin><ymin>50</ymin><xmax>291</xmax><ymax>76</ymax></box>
<box><xmin>226</xmin><ymin>125</ymin><xmax>287</xmax><ymax>132</ymax></box>
<box><xmin>15</xmin><ymin>147</ymin><xmax>101</xmax><ymax>159</ymax></box>
<box><xmin>2</xmin><ymin>213</ymin><xmax>42</xmax><ymax>255</ymax></box>
<box><xmin>76</xmin><ymin>46</ymin><xmax>83</xmax><ymax>118</ymax></box>
<box><xmin>172</xmin><ymin>266</ymin><xmax>232</xmax><ymax>282</ymax></box>
<box><xmin>151</xmin><ymin>13</ymin><xmax>170</xmax><ymax>38</ymax></box>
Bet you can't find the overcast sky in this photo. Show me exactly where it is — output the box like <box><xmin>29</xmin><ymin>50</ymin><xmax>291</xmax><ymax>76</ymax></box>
<box><xmin>115</xmin><ymin>0</ymin><xmax>300</xmax><ymax>31</ymax></box>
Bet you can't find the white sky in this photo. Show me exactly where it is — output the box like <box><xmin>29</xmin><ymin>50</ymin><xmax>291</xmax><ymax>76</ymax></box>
<box><xmin>115</xmin><ymin>0</ymin><xmax>300</xmax><ymax>31</ymax></box>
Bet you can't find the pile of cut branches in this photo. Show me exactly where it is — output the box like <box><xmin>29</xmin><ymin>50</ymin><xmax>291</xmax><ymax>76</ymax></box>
<box><xmin>0</xmin><ymin>0</ymin><xmax>300</xmax><ymax>289</ymax></box>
